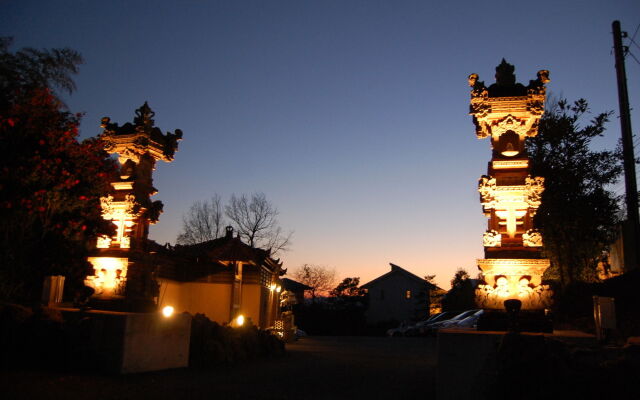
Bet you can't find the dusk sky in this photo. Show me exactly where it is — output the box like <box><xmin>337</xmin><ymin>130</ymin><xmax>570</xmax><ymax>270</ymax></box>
<box><xmin>3</xmin><ymin>1</ymin><xmax>639</xmax><ymax>289</ymax></box>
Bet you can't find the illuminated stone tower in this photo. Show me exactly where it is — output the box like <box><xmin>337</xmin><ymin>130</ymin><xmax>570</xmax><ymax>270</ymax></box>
<box><xmin>469</xmin><ymin>60</ymin><xmax>552</xmax><ymax>310</ymax></box>
<box><xmin>85</xmin><ymin>103</ymin><xmax>182</xmax><ymax>308</ymax></box>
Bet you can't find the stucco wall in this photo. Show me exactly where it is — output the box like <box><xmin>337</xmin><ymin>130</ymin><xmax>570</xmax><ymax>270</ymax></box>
<box><xmin>158</xmin><ymin>279</ymin><xmax>232</xmax><ymax>323</ymax></box>
<box><xmin>240</xmin><ymin>283</ymin><xmax>263</xmax><ymax>326</ymax></box>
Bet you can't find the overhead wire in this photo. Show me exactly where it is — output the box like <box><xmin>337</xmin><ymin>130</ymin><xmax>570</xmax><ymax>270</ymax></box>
<box><xmin>624</xmin><ymin>22</ymin><xmax>640</xmax><ymax>65</ymax></box>
<box><xmin>629</xmin><ymin>23</ymin><xmax>640</xmax><ymax>42</ymax></box>
<box><xmin>627</xmin><ymin>50</ymin><xmax>640</xmax><ymax>66</ymax></box>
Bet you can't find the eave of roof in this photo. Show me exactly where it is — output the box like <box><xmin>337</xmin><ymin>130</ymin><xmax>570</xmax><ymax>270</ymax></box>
<box><xmin>281</xmin><ymin>277</ymin><xmax>312</xmax><ymax>291</ymax></box>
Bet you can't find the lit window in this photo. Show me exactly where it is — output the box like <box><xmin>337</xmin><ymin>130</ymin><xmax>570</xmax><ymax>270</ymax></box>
<box><xmin>406</xmin><ymin>290</ymin><xmax>411</xmax><ymax>299</ymax></box>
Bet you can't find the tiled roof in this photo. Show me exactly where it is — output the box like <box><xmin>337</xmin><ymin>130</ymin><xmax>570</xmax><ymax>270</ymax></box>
<box><xmin>281</xmin><ymin>278</ymin><xmax>312</xmax><ymax>292</ymax></box>
<box><xmin>153</xmin><ymin>228</ymin><xmax>283</xmax><ymax>282</ymax></box>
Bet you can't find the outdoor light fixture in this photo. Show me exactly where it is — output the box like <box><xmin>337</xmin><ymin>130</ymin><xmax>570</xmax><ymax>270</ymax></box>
<box><xmin>276</xmin><ymin>285</ymin><xmax>282</xmax><ymax>293</ymax></box>
<box><xmin>236</xmin><ymin>315</ymin><xmax>245</xmax><ymax>326</ymax></box>
<box><xmin>162</xmin><ymin>305</ymin><xmax>175</xmax><ymax>318</ymax></box>
<box><xmin>270</xmin><ymin>283</ymin><xmax>277</xmax><ymax>291</ymax></box>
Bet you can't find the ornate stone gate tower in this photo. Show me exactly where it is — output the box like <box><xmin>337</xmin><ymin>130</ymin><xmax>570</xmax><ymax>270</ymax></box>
<box><xmin>85</xmin><ymin>102</ymin><xmax>182</xmax><ymax>309</ymax></box>
<box><xmin>468</xmin><ymin>60</ymin><xmax>552</xmax><ymax>310</ymax></box>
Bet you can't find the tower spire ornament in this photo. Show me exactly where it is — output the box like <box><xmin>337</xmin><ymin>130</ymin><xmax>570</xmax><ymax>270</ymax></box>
<box><xmin>469</xmin><ymin>60</ymin><xmax>552</xmax><ymax>311</ymax></box>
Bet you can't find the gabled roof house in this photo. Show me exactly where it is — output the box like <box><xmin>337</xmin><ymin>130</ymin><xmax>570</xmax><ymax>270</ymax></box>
<box><xmin>361</xmin><ymin>263</ymin><xmax>435</xmax><ymax>325</ymax></box>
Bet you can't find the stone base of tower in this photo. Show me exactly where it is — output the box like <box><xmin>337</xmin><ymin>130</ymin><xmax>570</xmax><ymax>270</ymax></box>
<box><xmin>475</xmin><ymin>258</ymin><xmax>552</xmax><ymax>310</ymax></box>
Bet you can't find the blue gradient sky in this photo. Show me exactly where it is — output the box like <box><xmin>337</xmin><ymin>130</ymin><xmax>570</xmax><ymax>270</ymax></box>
<box><xmin>3</xmin><ymin>1</ymin><xmax>639</xmax><ymax>289</ymax></box>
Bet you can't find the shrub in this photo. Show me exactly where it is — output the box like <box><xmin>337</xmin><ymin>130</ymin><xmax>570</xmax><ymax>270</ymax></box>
<box><xmin>189</xmin><ymin>314</ymin><xmax>284</xmax><ymax>368</ymax></box>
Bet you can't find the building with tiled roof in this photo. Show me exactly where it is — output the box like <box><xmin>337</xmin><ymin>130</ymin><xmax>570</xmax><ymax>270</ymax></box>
<box><xmin>154</xmin><ymin>226</ymin><xmax>285</xmax><ymax>328</ymax></box>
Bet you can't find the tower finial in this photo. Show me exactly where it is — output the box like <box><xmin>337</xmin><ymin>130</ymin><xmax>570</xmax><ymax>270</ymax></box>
<box><xmin>134</xmin><ymin>101</ymin><xmax>155</xmax><ymax>128</ymax></box>
<box><xmin>495</xmin><ymin>59</ymin><xmax>516</xmax><ymax>86</ymax></box>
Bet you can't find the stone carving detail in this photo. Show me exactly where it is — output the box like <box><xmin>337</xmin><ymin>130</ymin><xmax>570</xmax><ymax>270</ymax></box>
<box><xmin>492</xmin><ymin>114</ymin><xmax>527</xmax><ymax>137</ymax></box>
<box><xmin>525</xmin><ymin>176</ymin><xmax>545</xmax><ymax>208</ymax></box>
<box><xmin>100</xmin><ymin>102</ymin><xmax>183</xmax><ymax>165</ymax></box>
<box><xmin>100</xmin><ymin>194</ymin><xmax>137</xmax><ymax>220</ymax></box>
<box><xmin>478</xmin><ymin>176</ymin><xmax>497</xmax><ymax>208</ymax></box>
<box><xmin>468</xmin><ymin>61</ymin><xmax>550</xmax><ymax>140</ymax></box>
<box><xmin>100</xmin><ymin>195</ymin><xmax>115</xmax><ymax>218</ymax></box>
<box><xmin>98</xmin><ymin>194</ymin><xmax>138</xmax><ymax>249</ymax></box>
<box><xmin>468</xmin><ymin>73</ymin><xmax>488</xmax><ymax>99</ymax></box>
<box><xmin>476</xmin><ymin>278</ymin><xmax>552</xmax><ymax>310</ymax></box>
<box><xmin>522</xmin><ymin>229</ymin><xmax>543</xmax><ymax>247</ymax></box>
<box><xmin>120</xmin><ymin>236</ymin><xmax>131</xmax><ymax>249</ymax></box>
<box><xmin>96</xmin><ymin>235</ymin><xmax>112</xmax><ymax>249</ymax></box>
<box><xmin>483</xmin><ymin>230</ymin><xmax>502</xmax><ymax>247</ymax></box>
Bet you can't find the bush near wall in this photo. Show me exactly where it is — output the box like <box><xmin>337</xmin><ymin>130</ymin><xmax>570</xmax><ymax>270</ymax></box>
<box><xmin>189</xmin><ymin>314</ymin><xmax>285</xmax><ymax>368</ymax></box>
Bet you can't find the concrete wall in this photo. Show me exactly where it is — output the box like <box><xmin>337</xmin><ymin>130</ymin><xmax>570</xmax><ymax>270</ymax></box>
<box><xmin>121</xmin><ymin>312</ymin><xmax>191</xmax><ymax>373</ymax></box>
<box><xmin>60</xmin><ymin>309</ymin><xmax>191</xmax><ymax>374</ymax></box>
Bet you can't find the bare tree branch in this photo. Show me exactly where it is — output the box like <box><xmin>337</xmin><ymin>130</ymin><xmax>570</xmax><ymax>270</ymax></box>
<box><xmin>176</xmin><ymin>194</ymin><xmax>225</xmax><ymax>245</ymax></box>
<box><xmin>291</xmin><ymin>264</ymin><xmax>336</xmax><ymax>300</ymax></box>
<box><xmin>225</xmin><ymin>192</ymin><xmax>292</xmax><ymax>255</ymax></box>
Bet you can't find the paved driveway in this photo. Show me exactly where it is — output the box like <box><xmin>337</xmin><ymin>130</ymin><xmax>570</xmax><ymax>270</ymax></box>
<box><xmin>1</xmin><ymin>336</ymin><xmax>437</xmax><ymax>400</ymax></box>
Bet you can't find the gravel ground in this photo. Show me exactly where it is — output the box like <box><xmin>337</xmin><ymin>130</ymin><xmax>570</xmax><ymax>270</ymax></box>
<box><xmin>0</xmin><ymin>336</ymin><xmax>437</xmax><ymax>400</ymax></box>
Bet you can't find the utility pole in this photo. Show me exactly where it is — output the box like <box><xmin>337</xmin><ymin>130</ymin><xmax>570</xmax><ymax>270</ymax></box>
<box><xmin>612</xmin><ymin>20</ymin><xmax>639</xmax><ymax>271</ymax></box>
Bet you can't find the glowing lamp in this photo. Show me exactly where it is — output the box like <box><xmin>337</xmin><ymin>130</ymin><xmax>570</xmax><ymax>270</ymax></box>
<box><xmin>162</xmin><ymin>305</ymin><xmax>174</xmax><ymax>318</ymax></box>
<box><xmin>269</xmin><ymin>283</ymin><xmax>277</xmax><ymax>291</ymax></box>
<box><xmin>276</xmin><ymin>285</ymin><xmax>282</xmax><ymax>293</ymax></box>
<box><xmin>236</xmin><ymin>315</ymin><xmax>245</xmax><ymax>326</ymax></box>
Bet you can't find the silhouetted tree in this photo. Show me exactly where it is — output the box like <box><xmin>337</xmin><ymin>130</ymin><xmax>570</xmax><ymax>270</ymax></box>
<box><xmin>177</xmin><ymin>192</ymin><xmax>293</xmax><ymax>256</ymax></box>
<box><xmin>176</xmin><ymin>194</ymin><xmax>225</xmax><ymax>245</ymax></box>
<box><xmin>0</xmin><ymin>38</ymin><xmax>117</xmax><ymax>302</ymax></box>
<box><xmin>292</xmin><ymin>264</ymin><xmax>336</xmax><ymax>300</ymax></box>
<box><xmin>450</xmin><ymin>268</ymin><xmax>470</xmax><ymax>289</ymax></box>
<box><xmin>442</xmin><ymin>268</ymin><xmax>476</xmax><ymax>311</ymax></box>
<box><xmin>330</xmin><ymin>277</ymin><xmax>366</xmax><ymax>298</ymax></box>
<box><xmin>527</xmin><ymin>99</ymin><xmax>623</xmax><ymax>287</ymax></box>
<box><xmin>225</xmin><ymin>192</ymin><xmax>292</xmax><ymax>255</ymax></box>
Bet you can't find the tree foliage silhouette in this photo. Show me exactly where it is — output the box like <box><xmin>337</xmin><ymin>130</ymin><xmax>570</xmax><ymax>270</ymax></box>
<box><xmin>527</xmin><ymin>98</ymin><xmax>623</xmax><ymax>287</ymax></box>
<box><xmin>0</xmin><ymin>38</ymin><xmax>117</xmax><ymax>302</ymax></box>
<box><xmin>442</xmin><ymin>268</ymin><xmax>476</xmax><ymax>312</ymax></box>
<box><xmin>330</xmin><ymin>277</ymin><xmax>366</xmax><ymax>298</ymax></box>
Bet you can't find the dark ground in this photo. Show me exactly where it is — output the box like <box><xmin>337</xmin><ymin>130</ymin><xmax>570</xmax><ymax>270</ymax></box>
<box><xmin>0</xmin><ymin>336</ymin><xmax>437</xmax><ymax>400</ymax></box>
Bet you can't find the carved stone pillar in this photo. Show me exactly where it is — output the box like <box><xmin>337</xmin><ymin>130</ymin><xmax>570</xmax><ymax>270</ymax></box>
<box><xmin>85</xmin><ymin>103</ymin><xmax>182</xmax><ymax>309</ymax></box>
<box><xmin>469</xmin><ymin>60</ymin><xmax>552</xmax><ymax>310</ymax></box>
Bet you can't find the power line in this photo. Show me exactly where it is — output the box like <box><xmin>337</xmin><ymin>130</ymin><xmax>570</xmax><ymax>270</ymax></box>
<box><xmin>630</xmin><ymin>23</ymin><xmax>640</xmax><ymax>42</ymax></box>
<box><xmin>627</xmin><ymin>50</ymin><xmax>640</xmax><ymax>66</ymax></box>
